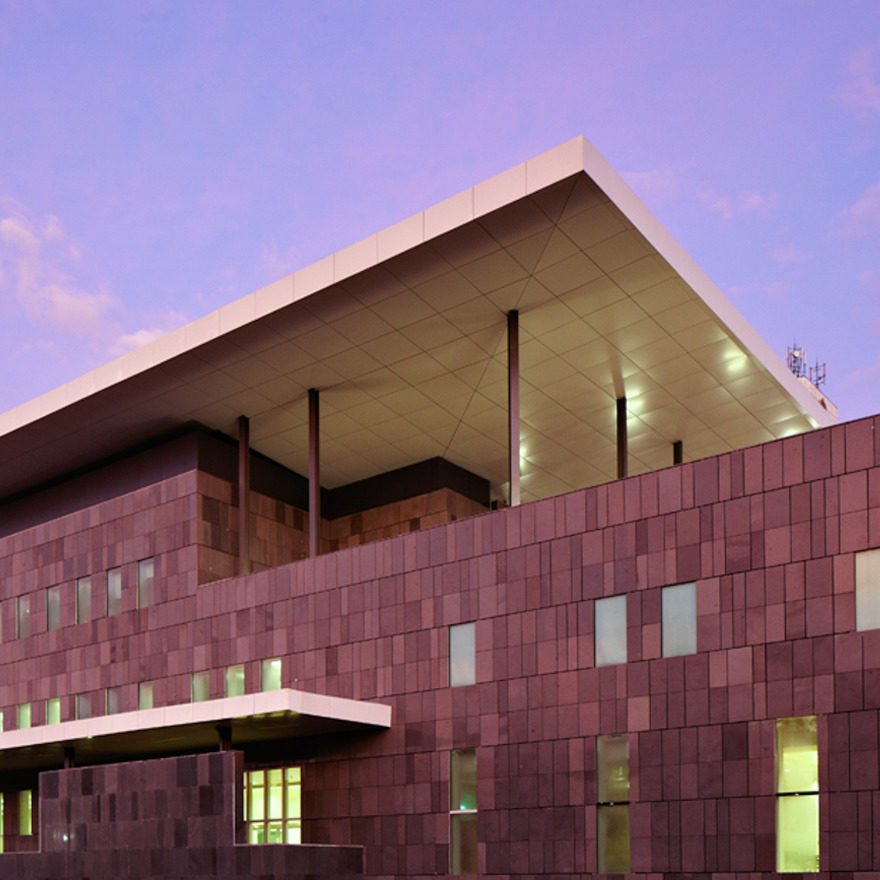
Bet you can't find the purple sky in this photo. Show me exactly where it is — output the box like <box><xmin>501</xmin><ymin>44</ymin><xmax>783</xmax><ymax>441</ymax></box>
<box><xmin>1</xmin><ymin>1</ymin><xmax>879</xmax><ymax>422</ymax></box>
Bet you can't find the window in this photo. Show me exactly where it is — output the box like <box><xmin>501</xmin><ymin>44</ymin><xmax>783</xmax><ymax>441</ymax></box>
<box><xmin>137</xmin><ymin>557</ymin><xmax>154</xmax><ymax>608</ymax></box>
<box><xmin>261</xmin><ymin>658</ymin><xmax>282</xmax><ymax>692</ymax></box>
<box><xmin>776</xmin><ymin>715</ymin><xmax>819</xmax><ymax>872</ymax></box>
<box><xmin>18</xmin><ymin>790</ymin><xmax>32</xmax><ymax>836</ymax></box>
<box><xmin>46</xmin><ymin>698</ymin><xmax>61</xmax><ymax>725</ymax></box>
<box><xmin>855</xmin><ymin>548</ymin><xmax>880</xmax><ymax>630</ymax></box>
<box><xmin>450</xmin><ymin>748</ymin><xmax>478</xmax><ymax>874</ymax></box>
<box><xmin>138</xmin><ymin>681</ymin><xmax>154</xmax><ymax>710</ymax></box>
<box><xmin>76</xmin><ymin>693</ymin><xmax>91</xmax><ymax>720</ymax></box>
<box><xmin>661</xmin><ymin>581</ymin><xmax>696</xmax><ymax>657</ymax></box>
<box><xmin>15</xmin><ymin>595</ymin><xmax>30</xmax><ymax>639</ymax></box>
<box><xmin>226</xmin><ymin>664</ymin><xmax>245</xmax><ymax>697</ymax></box>
<box><xmin>449</xmin><ymin>622</ymin><xmax>476</xmax><ymax>686</ymax></box>
<box><xmin>46</xmin><ymin>585</ymin><xmax>61</xmax><ymax>631</ymax></box>
<box><xmin>595</xmin><ymin>595</ymin><xmax>627</xmax><ymax>666</ymax></box>
<box><xmin>16</xmin><ymin>703</ymin><xmax>30</xmax><ymax>730</ymax></box>
<box><xmin>597</xmin><ymin>733</ymin><xmax>630</xmax><ymax>873</ymax></box>
<box><xmin>106</xmin><ymin>686</ymin><xmax>122</xmax><ymax>715</ymax></box>
<box><xmin>76</xmin><ymin>576</ymin><xmax>91</xmax><ymax>624</ymax></box>
<box><xmin>243</xmin><ymin>767</ymin><xmax>301</xmax><ymax>844</ymax></box>
<box><xmin>106</xmin><ymin>567</ymin><xmax>122</xmax><ymax>617</ymax></box>
<box><xmin>192</xmin><ymin>671</ymin><xmax>210</xmax><ymax>702</ymax></box>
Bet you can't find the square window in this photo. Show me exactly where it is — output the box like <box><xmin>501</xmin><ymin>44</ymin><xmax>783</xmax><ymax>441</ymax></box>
<box><xmin>106</xmin><ymin>567</ymin><xmax>122</xmax><ymax>617</ymax></box>
<box><xmin>449</xmin><ymin>622</ymin><xmax>476</xmax><ymax>687</ymax></box>
<box><xmin>137</xmin><ymin>557</ymin><xmax>154</xmax><ymax>609</ymax></box>
<box><xmin>855</xmin><ymin>548</ymin><xmax>880</xmax><ymax>631</ymax></box>
<box><xmin>662</xmin><ymin>581</ymin><xmax>696</xmax><ymax>657</ymax></box>
<box><xmin>226</xmin><ymin>664</ymin><xmax>245</xmax><ymax>697</ymax></box>
<box><xmin>46</xmin><ymin>697</ymin><xmax>61</xmax><ymax>725</ymax></box>
<box><xmin>106</xmin><ymin>686</ymin><xmax>122</xmax><ymax>715</ymax></box>
<box><xmin>17</xmin><ymin>703</ymin><xmax>30</xmax><ymax>730</ymax></box>
<box><xmin>192</xmin><ymin>671</ymin><xmax>210</xmax><ymax>702</ymax></box>
<box><xmin>76</xmin><ymin>577</ymin><xmax>91</xmax><ymax>624</ymax></box>
<box><xmin>138</xmin><ymin>681</ymin><xmax>154</xmax><ymax>710</ymax></box>
<box><xmin>595</xmin><ymin>595</ymin><xmax>627</xmax><ymax>666</ymax></box>
<box><xmin>261</xmin><ymin>658</ymin><xmax>282</xmax><ymax>692</ymax></box>
<box><xmin>76</xmin><ymin>693</ymin><xmax>91</xmax><ymax>720</ymax></box>
<box><xmin>243</xmin><ymin>765</ymin><xmax>301</xmax><ymax>845</ymax></box>
<box><xmin>16</xmin><ymin>595</ymin><xmax>30</xmax><ymax>639</ymax></box>
<box><xmin>46</xmin><ymin>585</ymin><xmax>61</xmax><ymax>631</ymax></box>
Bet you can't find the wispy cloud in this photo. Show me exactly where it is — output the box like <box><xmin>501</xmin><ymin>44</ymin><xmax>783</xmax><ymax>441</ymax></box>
<box><xmin>696</xmin><ymin>189</ymin><xmax>772</xmax><ymax>221</ymax></box>
<box><xmin>110</xmin><ymin>310</ymin><xmax>189</xmax><ymax>356</ymax></box>
<box><xmin>837</xmin><ymin>181</ymin><xmax>880</xmax><ymax>243</ymax></box>
<box><xmin>841</xmin><ymin>43</ymin><xmax>880</xmax><ymax>117</ymax></box>
<box><xmin>773</xmin><ymin>245</ymin><xmax>807</xmax><ymax>264</ymax></box>
<box><xmin>0</xmin><ymin>210</ymin><xmax>115</xmax><ymax>336</ymax></box>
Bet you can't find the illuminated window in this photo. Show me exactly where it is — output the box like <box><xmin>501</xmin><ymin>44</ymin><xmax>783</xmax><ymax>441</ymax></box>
<box><xmin>450</xmin><ymin>748</ymin><xmax>478</xmax><ymax>874</ymax></box>
<box><xmin>595</xmin><ymin>595</ymin><xmax>627</xmax><ymax>666</ymax></box>
<box><xmin>137</xmin><ymin>557</ymin><xmax>154</xmax><ymax>609</ymax></box>
<box><xmin>597</xmin><ymin>734</ymin><xmax>630</xmax><ymax>873</ymax></box>
<box><xmin>226</xmin><ymin>664</ymin><xmax>245</xmax><ymax>697</ymax></box>
<box><xmin>243</xmin><ymin>767</ymin><xmax>301</xmax><ymax>844</ymax></box>
<box><xmin>17</xmin><ymin>703</ymin><xmax>30</xmax><ymax>730</ymax></box>
<box><xmin>192</xmin><ymin>671</ymin><xmax>210</xmax><ymax>702</ymax></box>
<box><xmin>662</xmin><ymin>581</ymin><xmax>696</xmax><ymax>657</ymax></box>
<box><xmin>18</xmin><ymin>790</ymin><xmax>32</xmax><ymax>836</ymax></box>
<box><xmin>46</xmin><ymin>698</ymin><xmax>61</xmax><ymax>725</ymax></box>
<box><xmin>16</xmin><ymin>595</ymin><xmax>30</xmax><ymax>639</ymax></box>
<box><xmin>76</xmin><ymin>577</ymin><xmax>91</xmax><ymax>624</ymax></box>
<box><xmin>138</xmin><ymin>681</ymin><xmax>154</xmax><ymax>710</ymax></box>
<box><xmin>106</xmin><ymin>567</ymin><xmax>122</xmax><ymax>617</ymax></box>
<box><xmin>106</xmin><ymin>686</ymin><xmax>122</xmax><ymax>715</ymax></box>
<box><xmin>449</xmin><ymin>622</ymin><xmax>476</xmax><ymax>686</ymax></box>
<box><xmin>76</xmin><ymin>693</ymin><xmax>91</xmax><ymax>720</ymax></box>
<box><xmin>46</xmin><ymin>585</ymin><xmax>61</xmax><ymax>631</ymax></box>
<box><xmin>261</xmin><ymin>658</ymin><xmax>282</xmax><ymax>692</ymax></box>
<box><xmin>776</xmin><ymin>715</ymin><xmax>819</xmax><ymax>872</ymax></box>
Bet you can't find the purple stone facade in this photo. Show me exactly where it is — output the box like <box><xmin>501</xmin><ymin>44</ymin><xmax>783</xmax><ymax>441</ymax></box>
<box><xmin>1</xmin><ymin>414</ymin><xmax>880</xmax><ymax>877</ymax></box>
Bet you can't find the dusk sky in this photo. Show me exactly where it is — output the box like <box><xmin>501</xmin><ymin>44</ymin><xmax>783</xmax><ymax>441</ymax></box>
<box><xmin>1</xmin><ymin>1</ymin><xmax>879</xmax><ymax>422</ymax></box>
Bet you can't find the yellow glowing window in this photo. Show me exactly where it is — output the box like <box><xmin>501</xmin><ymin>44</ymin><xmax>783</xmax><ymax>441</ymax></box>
<box><xmin>450</xmin><ymin>749</ymin><xmax>477</xmax><ymax>874</ymax></box>
<box><xmin>776</xmin><ymin>715</ymin><xmax>819</xmax><ymax>872</ymax></box>
<box><xmin>18</xmin><ymin>790</ymin><xmax>32</xmax><ymax>836</ymax></box>
<box><xmin>243</xmin><ymin>767</ymin><xmax>301</xmax><ymax>844</ymax></box>
<box><xmin>597</xmin><ymin>734</ymin><xmax>630</xmax><ymax>873</ymax></box>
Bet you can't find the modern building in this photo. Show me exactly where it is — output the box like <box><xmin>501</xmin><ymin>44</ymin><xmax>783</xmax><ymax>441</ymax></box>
<box><xmin>0</xmin><ymin>136</ymin><xmax>874</xmax><ymax>879</ymax></box>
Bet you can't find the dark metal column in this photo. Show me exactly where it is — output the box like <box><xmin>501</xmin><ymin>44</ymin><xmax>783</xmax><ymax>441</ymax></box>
<box><xmin>237</xmin><ymin>415</ymin><xmax>251</xmax><ymax>576</ymax></box>
<box><xmin>616</xmin><ymin>396</ymin><xmax>628</xmax><ymax>479</ymax></box>
<box><xmin>508</xmin><ymin>310</ymin><xmax>520</xmax><ymax>507</ymax></box>
<box><xmin>309</xmin><ymin>388</ymin><xmax>321</xmax><ymax>558</ymax></box>
<box><xmin>673</xmin><ymin>440</ymin><xmax>683</xmax><ymax>465</ymax></box>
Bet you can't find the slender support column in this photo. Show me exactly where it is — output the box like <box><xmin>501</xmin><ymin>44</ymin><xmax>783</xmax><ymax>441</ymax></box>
<box><xmin>217</xmin><ymin>724</ymin><xmax>232</xmax><ymax>751</ymax></box>
<box><xmin>63</xmin><ymin>746</ymin><xmax>75</xmax><ymax>769</ymax></box>
<box><xmin>673</xmin><ymin>440</ymin><xmax>683</xmax><ymax>465</ymax></box>
<box><xmin>237</xmin><ymin>416</ymin><xmax>251</xmax><ymax>576</ymax></box>
<box><xmin>309</xmin><ymin>388</ymin><xmax>321</xmax><ymax>558</ymax></box>
<box><xmin>507</xmin><ymin>310</ymin><xmax>520</xmax><ymax>507</ymax></box>
<box><xmin>616</xmin><ymin>396</ymin><xmax>628</xmax><ymax>479</ymax></box>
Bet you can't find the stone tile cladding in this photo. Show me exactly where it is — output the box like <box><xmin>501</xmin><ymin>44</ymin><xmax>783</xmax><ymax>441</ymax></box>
<box><xmin>1</xmin><ymin>751</ymin><xmax>363</xmax><ymax>879</ymax></box>
<box><xmin>2</xmin><ymin>415</ymin><xmax>880</xmax><ymax>878</ymax></box>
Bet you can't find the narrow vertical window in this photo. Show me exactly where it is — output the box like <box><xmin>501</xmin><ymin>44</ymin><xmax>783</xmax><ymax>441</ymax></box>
<box><xmin>450</xmin><ymin>748</ymin><xmax>478</xmax><ymax>874</ymax></box>
<box><xmin>261</xmin><ymin>658</ymin><xmax>282</xmax><ymax>692</ymax></box>
<box><xmin>597</xmin><ymin>734</ymin><xmax>630</xmax><ymax>873</ymax></box>
<box><xmin>243</xmin><ymin>766</ymin><xmax>301</xmax><ymax>844</ymax></box>
<box><xmin>46</xmin><ymin>585</ymin><xmax>61</xmax><ymax>631</ymax></box>
<box><xmin>76</xmin><ymin>693</ymin><xmax>91</xmax><ymax>720</ymax></box>
<box><xmin>75</xmin><ymin>577</ymin><xmax>91</xmax><ymax>624</ymax></box>
<box><xmin>106</xmin><ymin>686</ymin><xmax>122</xmax><ymax>715</ymax></box>
<box><xmin>595</xmin><ymin>595</ymin><xmax>627</xmax><ymax>666</ymax></box>
<box><xmin>137</xmin><ymin>557</ymin><xmax>154</xmax><ymax>609</ymax></box>
<box><xmin>46</xmin><ymin>698</ymin><xmax>61</xmax><ymax>725</ymax></box>
<box><xmin>449</xmin><ymin>622</ymin><xmax>476</xmax><ymax>686</ymax></box>
<box><xmin>18</xmin><ymin>790</ymin><xmax>32</xmax><ymax>836</ymax></box>
<box><xmin>16</xmin><ymin>703</ymin><xmax>30</xmax><ymax>730</ymax></box>
<box><xmin>192</xmin><ymin>671</ymin><xmax>210</xmax><ymax>702</ymax></box>
<box><xmin>226</xmin><ymin>664</ymin><xmax>246</xmax><ymax>697</ymax></box>
<box><xmin>0</xmin><ymin>792</ymin><xmax>4</xmax><ymax>852</ymax></box>
<box><xmin>138</xmin><ymin>681</ymin><xmax>154</xmax><ymax>710</ymax></box>
<box><xmin>15</xmin><ymin>595</ymin><xmax>30</xmax><ymax>639</ymax></box>
<box><xmin>106</xmin><ymin>567</ymin><xmax>122</xmax><ymax>617</ymax></box>
<box><xmin>776</xmin><ymin>715</ymin><xmax>819</xmax><ymax>872</ymax></box>
<box><xmin>661</xmin><ymin>581</ymin><xmax>696</xmax><ymax>657</ymax></box>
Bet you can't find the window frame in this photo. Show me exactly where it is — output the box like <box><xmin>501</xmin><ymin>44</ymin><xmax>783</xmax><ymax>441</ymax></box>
<box><xmin>243</xmin><ymin>766</ymin><xmax>302</xmax><ymax>844</ymax></box>
<box><xmin>449</xmin><ymin>622</ymin><xmax>476</xmax><ymax>687</ymax></box>
<box><xmin>449</xmin><ymin>748</ymin><xmax>478</xmax><ymax>875</ymax></box>
<box><xmin>595</xmin><ymin>595</ymin><xmax>627</xmax><ymax>667</ymax></box>
<box><xmin>596</xmin><ymin>733</ymin><xmax>630</xmax><ymax>874</ymax></box>
<box><xmin>661</xmin><ymin>581</ymin><xmax>697</xmax><ymax>658</ymax></box>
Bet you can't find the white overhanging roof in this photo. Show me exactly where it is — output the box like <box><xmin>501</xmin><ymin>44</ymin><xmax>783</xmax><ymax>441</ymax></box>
<box><xmin>0</xmin><ymin>136</ymin><xmax>835</xmax><ymax>504</ymax></box>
